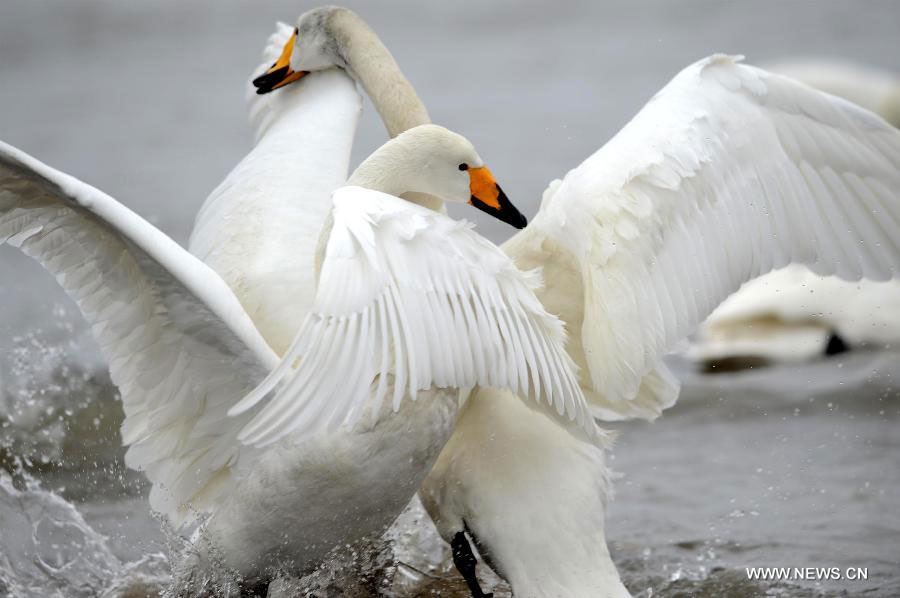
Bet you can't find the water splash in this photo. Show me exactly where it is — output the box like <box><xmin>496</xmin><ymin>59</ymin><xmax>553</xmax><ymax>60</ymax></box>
<box><xmin>1</xmin><ymin>319</ymin><xmax>119</xmax><ymax>476</ymax></box>
<box><xmin>0</xmin><ymin>471</ymin><xmax>120</xmax><ymax>598</ymax></box>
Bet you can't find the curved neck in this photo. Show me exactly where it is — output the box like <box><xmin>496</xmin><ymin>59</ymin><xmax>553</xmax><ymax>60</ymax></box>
<box><xmin>346</xmin><ymin>135</ymin><xmax>417</xmax><ymax>197</ymax></box>
<box><xmin>327</xmin><ymin>9</ymin><xmax>442</xmax><ymax>212</ymax></box>
<box><xmin>329</xmin><ymin>9</ymin><xmax>430</xmax><ymax>138</ymax></box>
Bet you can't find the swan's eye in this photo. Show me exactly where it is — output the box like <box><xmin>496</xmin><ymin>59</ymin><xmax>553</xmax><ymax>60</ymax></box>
<box><xmin>458</xmin><ymin>163</ymin><xmax>468</xmax><ymax>171</ymax></box>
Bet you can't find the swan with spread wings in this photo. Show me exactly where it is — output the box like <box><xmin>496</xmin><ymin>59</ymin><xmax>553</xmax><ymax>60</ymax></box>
<box><xmin>415</xmin><ymin>55</ymin><xmax>900</xmax><ymax>597</ymax></box>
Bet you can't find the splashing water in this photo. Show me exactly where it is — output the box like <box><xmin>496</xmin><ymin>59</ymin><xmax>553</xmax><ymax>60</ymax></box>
<box><xmin>0</xmin><ymin>471</ymin><xmax>171</xmax><ymax>598</ymax></box>
<box><xmin>0</xmin><ymin>471</ymin><xmax>119</xmax><ymax>597</ymax></box>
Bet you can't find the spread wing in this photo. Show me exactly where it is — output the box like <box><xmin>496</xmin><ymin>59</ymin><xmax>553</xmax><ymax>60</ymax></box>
<box><xmin>504</xmin><ymin>55</ymin><xmax>900</xmax><ymax>420</ymax></box>
<box><xmin>0</xmin><ymin>140</ymin><xmax>278</xmax><ymax>525</ymax></box>
<box><xmin>230</xmin><ymin>187</ymin><xmax>602</xmax><ymax>446</ymax></box>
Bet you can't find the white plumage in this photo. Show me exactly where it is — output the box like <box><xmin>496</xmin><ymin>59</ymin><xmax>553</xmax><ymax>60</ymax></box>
<box><xmin>765</xmin><ymin>58</ymin><xmax>900</xmax><ymax>127</ymax></box>
<box><xmin>190</xmin><ymin>23</ymin><xmax>362</xmax><ymax>355</ymax></box>
<box><xmin>0</xmin><ymin>13</ymin><xmax>596</xmax><ymax>584</ymax></box>
<box><xmin>6</xmin><ymin>6</ymin><xmax>900</xmax><ymax>593</ymax></box>
<box><xmin>690</xmin><ymin>60</ymin><xmax>900</xmax><ymax>367</ymax></box>
<box><xmin>505</xmin><ymin>53</ymin><xmax>900</xmax><ymax>420</ymax></box>
<box><xmin>231</xmin><ymin>188</ymin><xmax>595</xmax><ymax>446</ymax></box>
<box><xmin>0</xmin><ymin>140</ymin><xmax>278</xmax><ymax>524</ymax></box>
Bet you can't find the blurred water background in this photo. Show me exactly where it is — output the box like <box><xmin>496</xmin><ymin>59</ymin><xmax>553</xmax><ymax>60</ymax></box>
<box><xmin>1</xmin><ymin>1</ymin><xmax>899</xmax><ymax>596</ymax></box>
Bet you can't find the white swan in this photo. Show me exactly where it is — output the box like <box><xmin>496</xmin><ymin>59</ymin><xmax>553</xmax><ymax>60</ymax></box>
<box><xmin>188</xmin><ymin>23</ymin><xmax>362</xmax><ymax>356</ymax></box>
<box><xmin>189</xmin><ymin>8</ymin><xmax>445</xmax><ymax>358</ymax></box>
<box><xmin>4</xmin><ymin>10</ymin><xmax>596</xmax><ymax>574</ymax></box>
<box><xmin>689</xmin><ymin>264</ymin><xmax>900</xmax><ymax>367</ymax></box>
<box><xmin>413</xmin><ymin>56</ymin><xmax>900</xmax><ymax>597</ymax></box>
<box><xmin>0</xmin><ymin>123</ymin><xmax>599</xmax><ymax>584</ymax></box>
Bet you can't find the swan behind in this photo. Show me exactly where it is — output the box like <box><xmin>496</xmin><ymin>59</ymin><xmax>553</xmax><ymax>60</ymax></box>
<box><xmin>189</xmin><ymin>24</ymin><xmax>361</xmax><ymax>354</ymax></box>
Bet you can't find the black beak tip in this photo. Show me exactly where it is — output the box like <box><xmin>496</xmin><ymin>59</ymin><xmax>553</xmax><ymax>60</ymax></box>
<box><xmin>510</xmin><ymin>212</ymin><xmax>528</xmax><ymax>229</ymax></box>
<box><xmin>496</xmin><ymin>184</ymin><xmax>528</xmax><ymax>229</ymax></box>
<box><xmin>471</xmin><ymin>185</ymin><xmax>528</xmax><ymax>230</ymax></box>
<box><xmin>252</xmin><ymin>65</ymin><xmax>287</xmax><ymax>94</ymax></box>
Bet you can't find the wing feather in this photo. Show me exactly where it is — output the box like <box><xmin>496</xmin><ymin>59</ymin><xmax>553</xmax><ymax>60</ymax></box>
<box><xmin>230</xmin><ymin>187</ymin><xmax>602</xmax><ymax>445</ymax></box>
<box><xmin>505</xmin><ymin>55</ymin><xmax>900</xmax><ymax>419</ymax></box>
<box><xmin>0</xmin><ymin>140</ymin><xmax>277</xmax><ymax>525</ymax></box>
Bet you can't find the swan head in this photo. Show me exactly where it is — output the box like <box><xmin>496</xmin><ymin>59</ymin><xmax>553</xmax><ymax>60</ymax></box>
<box><xmin>349</xmin><ymin>124</ymin><xmax>528</xmax><ymax>229</ymax></box>
<box><xmin>253</xmin><ymin>7</ymin><xmax>360</xmax><ymax>94</ymax></box>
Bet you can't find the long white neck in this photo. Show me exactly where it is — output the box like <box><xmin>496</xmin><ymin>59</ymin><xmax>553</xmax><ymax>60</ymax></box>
<box><xmin>190</xmin><ymin>70</ymin><xmax>361</xmax><ymax>354</ymax></box>
<box><xmin>328</xmin><ymin>9</ymin><xmax>429</xmax><ymax>137</ymax></box>
<box><xmin>344</xmin><ymin>132</ymin><xmax>423</xmax><ymax>197</ymax></box>
<box><xmin>326</xmin><ymin>9</ymin><xmax>442</xmax><ymax>212</ymax></box>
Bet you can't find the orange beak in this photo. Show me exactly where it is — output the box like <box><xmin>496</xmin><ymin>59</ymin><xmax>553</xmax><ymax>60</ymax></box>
<box><xmin>468</xmin><ymin>166</ymin><xmax>527</xmax><ymax>229</ymax></box>
<box><xmin>252</xmin><ymin>28</ymin><xmax>307</xmax><ymax>94</ymax></box>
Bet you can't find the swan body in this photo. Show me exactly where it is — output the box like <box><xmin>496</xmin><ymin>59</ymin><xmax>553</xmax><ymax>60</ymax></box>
<box><xmin>200</xmin><ymin>124</ymin><xmax>600</xmax><ymax>576</ymax></box>
<box><xmin>421</xmin><ymin>54</ymin><xmax>900</xmax><ymax>597</ymax></box>
<box><xmin>229</xmin><ymin>126</ymin><xmax>597</xmax><ymax>446</ymax></box>
<box><xmin>186</xmin><ymin>12</ymin><xmax>468</xmax><ymax>580</ymax></box>
<box><xmin>176</xmin><ymin>10</ymin><xmax>584</xmax><ymax>588</ymax></box>
<box><xmin>201</xmin><ymin>382</ymin><xmax>459</xmax><ymax>577</ymax></box>
<box><xmin>421</xmin><ymin>387</ymin><xmax>628</xmax><ymax>598</ymax></box>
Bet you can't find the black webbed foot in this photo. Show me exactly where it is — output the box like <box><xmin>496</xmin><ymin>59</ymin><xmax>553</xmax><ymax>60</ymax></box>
<box><xmin>451</xmin><ymin>531</ymin><xmax>492</xmax><ymax>598</ymax></box>
<box><xmin>824</xmin><ymin>330</ymin><xmax>849</xmax><ymax>356</ymax></box>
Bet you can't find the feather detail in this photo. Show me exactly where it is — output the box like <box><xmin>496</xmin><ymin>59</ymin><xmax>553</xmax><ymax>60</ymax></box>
<box><xmin>232</xmin><ymin>187</ymin><xmax>602</xmax><ymax>446</ymax></box>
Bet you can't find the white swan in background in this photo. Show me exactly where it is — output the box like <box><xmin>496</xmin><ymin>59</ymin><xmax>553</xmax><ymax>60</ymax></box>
<box><xmin>188</xmin><ymin>8</ymin><xmax>446</xmax><ymax>357</ymax></box>
<box><xmin>415</xmin><ymin>56</ymin><xmax>900</xmax><ymax>597</ymax></box>
<box><xmin>689</xmin><ymin>264</ymin><xmax>900</xmax><ymax>367</ymax></box>
<box><xmin>691</xmin><ymin>60</ymin><xmax>900</xmax><ymax>370</ymax></box>
<box><xmin>187</xmin><ymin>23</ymin><xmax>361</xmax><ymax>356</ymax></box>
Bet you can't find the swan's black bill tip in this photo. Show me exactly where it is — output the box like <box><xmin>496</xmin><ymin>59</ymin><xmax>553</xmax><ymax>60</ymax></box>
<box><xmin>470</xmin><ymin>184</ymin><xmax>527</xmax><ymax>230</ymax></box>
